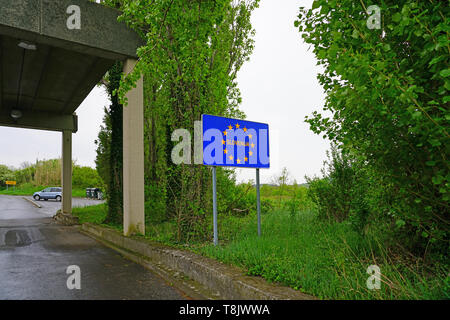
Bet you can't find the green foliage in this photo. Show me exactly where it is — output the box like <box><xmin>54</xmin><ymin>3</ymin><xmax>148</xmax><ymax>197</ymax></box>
<box><xmin>217</xmin><ymin>170</ymin><xmax>254</xmax><ymax>216</ymax></box>
<box><xmin>97</xmin><ymin>62</ymin><xmax>124</xmax><ymax>225</ymax></box>
<box><xmin>34</xmin><ymin>159</ymin><xmax>61</xmax><ymax>187</ymax></box>
<box><xmin>72</xmin><ymin>199</ymin><xmax>449</xmax><ymax>299</ymax></box>
<box><xmin>94</xmin><ymin>107</ymin><xmax>112</xmax><ymax>191</ymax></box>
<box><xmin>296</xmin><ymin>1</ymin><xmax>449</xmax><ymax>255</ymax></box>
<box><xmin>306</xmin><ymin>145</ymin><xmax>356</xmax><ymax>222</ymax></box>
<box><xmin>0</xmin><ymin>183</ymin><xmax>42</xmax><ymax>196</ymax></box>
<box><xmin>0</xmin><ymin>182</ymin><xmax>85</xmax><ymax>198</ymax></box>
<box><xmin>72</xmin><ymin>166</ymin><xmax>102</xmax><ymax>189</ymax></box>
<box><xmin>270</xmin><ymin>167</ymin><xmax>291</xmax><ymax>207</ymax></box>
<box><xmin>0</xmin><ymin>160</ymin><xmax>101</xmax><ymax>192</ymax></box>
<box><xmin>284</xmin><ymin>185</ymin><xmax>311</xmax><ymax>218</ymax></box>
<box><xmin>95</xmin><ymin>0</ymin><xmax>260</xmax><ymax>241</ymax></box>
<box><xmin>199</xmin><ymin>210</ymin><xmax>448</xmax><ymax>299</ymax></box>
<box><xmin>260</xmin><ymin>198</ymin><xmax>275</xmax><ymax>215</ymax></box>
<box><xmin>144</xmin><ymin>183</ymin><xmax>167</xmax><ymax>224</ymax></box>
<box><xmin>306</xmin><ymin>146</ymin><xmax>402</xmax><ymax>240</ymax></box>
<box><xmin>13</xmin><ymin>165</ymin><xmax>35</xmax><ymax>185</ymax></box>
<box><xmin>0</xmin><ymin>165</ymin><xmax>14</xmax><ymax>185</ymax></box>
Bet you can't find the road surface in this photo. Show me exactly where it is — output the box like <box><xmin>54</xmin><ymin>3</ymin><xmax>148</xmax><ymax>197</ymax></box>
<box><xmin>0</xmin><ymin>195</ymin><xmax>186</xmax><ymax>300</ymax></box>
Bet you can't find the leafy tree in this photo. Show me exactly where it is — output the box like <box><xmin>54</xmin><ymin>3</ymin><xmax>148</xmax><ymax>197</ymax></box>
<box><xmin>72</xmin><ymin>166</ymin><xmax>102</xmax><ymax>189</ymax></box>
<box><xmin>96</xmin><ymin>0</ymin><xmax>260</xmax><ymax>241</ymax></box>
<box><xmin>0</xmin><ymin>165</ymin><xmax>14</xmax><ymax>185</ymax></box>
<box><xmin>296</xmin><ymin>1</ymin><xmax>449</xmax><ymax>255</ymax></box>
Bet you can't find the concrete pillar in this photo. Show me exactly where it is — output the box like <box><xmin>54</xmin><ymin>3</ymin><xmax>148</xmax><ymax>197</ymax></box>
<box><xmin>61</xmin><ymin>130</ymin><xmax>72</xmax><ymax>214</ymax></box>
<box><xmin>122</xmin><ymin>59</ymin><xmax>145</xmax><ymax>236</ymax></box>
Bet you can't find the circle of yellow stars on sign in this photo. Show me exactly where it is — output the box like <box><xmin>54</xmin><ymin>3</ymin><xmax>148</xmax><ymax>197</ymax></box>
<box><xmin>222</xmin><ymin>122</ymin><xmax>254</xmax><ymax>164</ymax></box>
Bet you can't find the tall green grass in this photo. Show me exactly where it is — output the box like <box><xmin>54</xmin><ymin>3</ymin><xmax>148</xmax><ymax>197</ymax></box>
<box><xmin>197</xmin><ymin>210</ymin><xmax>448</xmax><ymax>299</ymax></box>
<box><xmin>72</xmin><ymin>203</ymin><xmax>113</xmax><ymax>227</ymax></box>
<box><xmin>69</xmin><ymin>200</ymin><xmax>449</xmax><ymax>299</ymax></box>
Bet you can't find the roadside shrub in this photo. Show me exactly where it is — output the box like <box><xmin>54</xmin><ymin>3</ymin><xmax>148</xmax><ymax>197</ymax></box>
<box><xmin>306</xmin><ymin>145</ymin><xmax>355</xmax><ymax>222</ymax></box>
<box><xmin>306</xmin><ymin>145</ymin><xmax>386</xmax><ymax>236</ymax></box>
<box><xmin>261</xmin><ymin>198</ymin><xmax>275</xmax><ymax>215</ymax></box>
<box><xmin>145</xmin><ymin>183</ymin><xmax>167</xmax><ymax>224</ymax></box>
<box><xmin>296</xmin><ymin>0</ymin><xmax>450</xmax><ymax>260</ymax></box>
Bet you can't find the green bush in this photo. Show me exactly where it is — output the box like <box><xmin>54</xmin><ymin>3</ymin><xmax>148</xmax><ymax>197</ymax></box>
<box><xmin>200</xmin><ymin>209</ymin><xmax>448</xmax><ymax>299</ymax></box>
<box><xmin>0</xmin><ymin>165</ymin><xmax>14</xmax><ymax>187</ymax></box>
<box><xmin>296</xmin><ymin>0</ymin><xmax>449</xmax><ymax>258</ymax></box>
<box><xmin>72</xmin><ymin>166</ymin><xmax>102</xmax><ymax>190</ymax></box>
<box><xmin>306</xmin><ymin>146</ymin><xmax>389</xmax><ymax>237</ymax></box>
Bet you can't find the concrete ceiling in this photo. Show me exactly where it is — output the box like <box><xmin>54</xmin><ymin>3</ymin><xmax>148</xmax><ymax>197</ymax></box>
<box><xmin>1</xmin><ymin>34</ymin><xmax>115</xmax><ymax>115</ymax></box>
<box><xmin>0</xmin><ymin>0</ymin><xmax>143</xmax><ymax>132</ymax></box>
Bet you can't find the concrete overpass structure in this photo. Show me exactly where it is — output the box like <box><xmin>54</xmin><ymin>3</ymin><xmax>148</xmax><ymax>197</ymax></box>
<box><xmin>0</xmin><ymin>0</ymin><xmax>145</xmax><ymax>235</ymax></box>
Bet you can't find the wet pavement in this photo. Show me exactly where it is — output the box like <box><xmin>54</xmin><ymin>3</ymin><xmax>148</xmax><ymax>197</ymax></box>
<box><xmin>0</xmin><ymin>195</ymin><xmax>186</xmax><ymax>300</ymax></box>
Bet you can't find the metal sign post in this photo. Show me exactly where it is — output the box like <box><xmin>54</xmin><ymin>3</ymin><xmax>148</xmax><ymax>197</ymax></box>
<box><xmin>202</xmin><ymin>114</ymin><xmax>269</xmax><ymax>246</ymax></box>
<box><xmin>212</xmin><ymin>166</ymin><xmax>218</xmax><ymax>246</ymax></box>
<box><xmin>5</xmin><ymin>181</ymin><xmax>16</xmax><ymax>191</ymax></box>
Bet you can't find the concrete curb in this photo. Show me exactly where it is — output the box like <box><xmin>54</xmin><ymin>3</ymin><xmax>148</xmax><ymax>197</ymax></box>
<box><xmin>22</xmin><ymin>196</ymin><xmax>41</xmax><ymax>208</ymax></box>
<box><xmin>80</xmin><ymin>223</ymin><xmax>316</xmax><ymax>300</ymax></box>
<box><xmin>53</xmin><ymin>211</ymin><xmax>80</xmax><ymax>226</ymax></box>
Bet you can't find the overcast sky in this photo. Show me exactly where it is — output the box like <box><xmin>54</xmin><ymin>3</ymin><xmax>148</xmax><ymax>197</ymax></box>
<box><xmin>0</xmin><ymin>0</ymin><xmax>329</xmax><ymax>184</ymax></box>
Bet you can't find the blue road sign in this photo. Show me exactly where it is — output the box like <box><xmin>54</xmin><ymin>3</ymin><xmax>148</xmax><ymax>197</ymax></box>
<box><xmin>202</xmin><ymin>114</ymin><xmax>270</xmax><ymax>168</ymax></box>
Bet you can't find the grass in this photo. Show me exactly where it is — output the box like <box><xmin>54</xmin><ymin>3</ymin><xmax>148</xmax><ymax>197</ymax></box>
<box><xmin>141</xmin><ymin>207</ymin><xmax>448</xmax><ymax>299</ymax></box>
<box><xmin>0</xmin><ymin>183</ymin><xmax>87</xmax><ymax>198</ymax></box>
<box><xmin>194</xmin><ymin>210</ymin><xmax>449</xmax><ymax>299</ymax></box>
<box><xmin>71</xmin><ymin>203</ymin><xmax>122</xmax><ymax>233</ymax></box>
<box><xmin>72</xmin><ymin>203</ymin><xmax>107</xmax><ymax>224</ymax></box>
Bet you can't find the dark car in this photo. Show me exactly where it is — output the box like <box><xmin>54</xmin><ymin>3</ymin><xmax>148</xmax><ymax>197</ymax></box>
<box><xmin>33</xmin><ymin>187</ymin><xmax>62</xmax><ymax>201</ymax></box>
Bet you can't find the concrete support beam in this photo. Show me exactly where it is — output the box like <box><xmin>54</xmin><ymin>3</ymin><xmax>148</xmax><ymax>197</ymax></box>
<box><xmin>61</xmin><ymin>130</ymin><xmax>72</xmax><ymax>214</ymax></box>
<box><xmin>122</xmin><ymin>59</ymin><xmax>145</xmax><ymax>236</ymax></box>
<box><xmin>0</xmin><ymin>0</ymin><xmax>143</xmax><ymax>60</ymax></box>
<box><xmin>0</xmin><ymin>111</ymin><xmax>78</xmax><ymax>132</ymax></box>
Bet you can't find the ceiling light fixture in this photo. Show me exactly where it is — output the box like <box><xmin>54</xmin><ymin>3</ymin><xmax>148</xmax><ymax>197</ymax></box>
<box><xmin>10</xmin><ymin>109</ymin><xmax>23</xmax><ymax>120</ymax></box>
<box><xmin>18</xmin><ymin>41</ymin><xmax>37</xmax><ymax>50</ymax></box>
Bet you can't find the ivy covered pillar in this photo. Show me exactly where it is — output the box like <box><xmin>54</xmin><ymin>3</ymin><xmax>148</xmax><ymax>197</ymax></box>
<box><xmin>122</xmin><ymin>59</ymin><xmax>145</xmax><ymax>236</ymax></box>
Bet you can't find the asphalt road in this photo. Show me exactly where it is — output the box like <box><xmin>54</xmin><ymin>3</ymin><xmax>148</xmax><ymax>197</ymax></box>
<box><xmin>0</xmin><ymin>195</ymin><xmax>186</xmax><ymax>300</ymax></box>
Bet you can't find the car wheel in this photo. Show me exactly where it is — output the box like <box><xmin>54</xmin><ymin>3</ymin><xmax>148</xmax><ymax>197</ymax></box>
<box><xmin>34</xmin><ymin>195</ymin><xmax>40</xmax><ymax>201</ymax></box>
<box><xmin>56</xmin><ymin>196</ymin><xmax>62</xmax><ymax>202</ymax></box>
